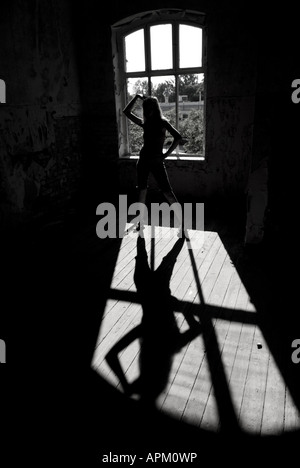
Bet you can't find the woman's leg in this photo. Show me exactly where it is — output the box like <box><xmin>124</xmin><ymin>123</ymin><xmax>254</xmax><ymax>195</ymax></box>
<box><xmin>151</xmin><ymin>160</ymin><xmax>184</xmax><ymax>231</ymax></box>
<box><xmin>136</xmin><ymin>158</ymin><xmax>149</xmax><ymax>230</ymax></box>
<box><xmin>136</xmin><ymin>188</ymin><xmax>147</xmax><ymax>230</ymax></box>
<box><xmin>162</xmin><ymin>189</ymin><xmax>183</xmax><ymax>227</ymax></box>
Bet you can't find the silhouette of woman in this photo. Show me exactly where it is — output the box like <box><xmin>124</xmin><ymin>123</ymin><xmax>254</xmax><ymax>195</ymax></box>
<box><xmin>123</xmin><ymin>94</ymin><xmax>185</xmax><ymax>233</ymax></box>
<box><xmin>105</xmin><ymin>235</ymin><xmax>201</xmax><ymax>406</ymax></box>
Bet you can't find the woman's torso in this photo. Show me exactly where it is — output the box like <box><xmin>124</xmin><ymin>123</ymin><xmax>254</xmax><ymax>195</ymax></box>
<box><xmin>140</xmin><ymin>119</ymin><xmax>166</xmax><ymax>158</ymax></box>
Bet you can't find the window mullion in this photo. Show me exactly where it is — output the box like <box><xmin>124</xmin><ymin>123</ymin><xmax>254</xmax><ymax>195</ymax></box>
<box><xmin>125</xmin><ymin>68</ymin><xmax>202</xmax><ymax>79</ymax></box>
<box><xmin>177</xmin><ymin>67</ymin><xmax>203</xmax><ymax>74</ymax></box>
<box><xmin>173</xmin><ymin>23</ymin><xmax>179</xmax><ymax>154</ymax></box>
<box><xmin>173</xmin><ymin>21</ymin><xmax>179</xmax><ymax>74</ymax></box>
<box><xmin>144</xmin><ymin>25</ymin><xmax>151</xmax><ymax>95</ymax></box>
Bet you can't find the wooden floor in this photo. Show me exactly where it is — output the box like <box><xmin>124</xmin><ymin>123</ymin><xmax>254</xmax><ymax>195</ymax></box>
<box><xmin>91</xmin><ymin>222</ymin><xmax>300</xmax><ymax>436</ymax></box>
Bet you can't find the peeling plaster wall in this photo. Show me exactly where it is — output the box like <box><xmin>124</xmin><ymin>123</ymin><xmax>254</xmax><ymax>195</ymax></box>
<box><xmin>0</xmin><ymin>0</ymin><xmax>81</xmax><ymax>227</ymax></box>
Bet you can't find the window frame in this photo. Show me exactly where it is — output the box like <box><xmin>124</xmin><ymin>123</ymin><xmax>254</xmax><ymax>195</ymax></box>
<box><xmin>112</xmin><ymin>9</ymin><xmax>207</xmax><ymax>158</ymax></box>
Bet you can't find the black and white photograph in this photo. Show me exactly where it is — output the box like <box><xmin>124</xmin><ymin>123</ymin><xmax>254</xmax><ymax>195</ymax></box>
<box><xmin>1</xmin><ymin>0</ymin><xmax>299</xmax><ymax>465</ymax></box>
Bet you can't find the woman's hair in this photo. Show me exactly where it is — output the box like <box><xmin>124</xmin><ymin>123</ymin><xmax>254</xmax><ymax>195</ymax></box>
<box><xmin>142</xmin><ymin>96</ymin><xmax>163</xmax><ymax>122</ymax></box>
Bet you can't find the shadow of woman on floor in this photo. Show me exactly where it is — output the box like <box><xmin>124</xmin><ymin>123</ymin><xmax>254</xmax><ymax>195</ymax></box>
<box><xmin>105</xmin><ymin>234</ymin><xmax>202</xmax><ymax>406</ymax></box>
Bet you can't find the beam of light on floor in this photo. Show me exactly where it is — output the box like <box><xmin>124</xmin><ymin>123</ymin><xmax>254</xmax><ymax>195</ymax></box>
<box><xmin>91</xmin><ymin>225</ymin><xmax>300</xmax><ymax>436</ymax></box>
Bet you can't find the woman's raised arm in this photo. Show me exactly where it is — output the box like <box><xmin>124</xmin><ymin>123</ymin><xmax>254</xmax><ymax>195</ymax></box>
<box><xmin>123</xmin><ymin>94</ymin><xmax>144</xmax><ymax>126</ymax></box>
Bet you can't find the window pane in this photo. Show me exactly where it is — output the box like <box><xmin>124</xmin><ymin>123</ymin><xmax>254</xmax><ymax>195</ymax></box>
<box><xmin>179</xmin><ymin>25</ymin><xmax>202</xmax><ymax>68</ymax></box>
<box><xmin>125</xmin><ymin>29</ymin><xmax>145</xmax><ymax>72</ymax></box>
<box><xmin>127</xmin><ymin>77</ymin><xmax>149</xmax><ymax>98</ymax></box>
<box><xmin>178</xmin><ymin>73</ymin><xmax>204</xmax><ymax>155</ymax></box>
<box><xmin>150</xmin><ymin>24</ymin><xmax>172</xmax><ymax>70</ymax></box>
<box><xmin>126</xmin><ymin>78</ymin><xmax>149</xmax><ymax>154</ymax></box>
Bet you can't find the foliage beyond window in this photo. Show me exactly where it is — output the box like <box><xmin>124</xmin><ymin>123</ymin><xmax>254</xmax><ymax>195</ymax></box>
<box><xmin>128</xmin><ymin>74</ymin><xmax>204</xmax><ymax>155</ymax></box>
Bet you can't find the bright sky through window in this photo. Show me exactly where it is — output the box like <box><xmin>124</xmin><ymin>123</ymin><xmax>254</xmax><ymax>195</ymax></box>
<box><xmin>151</xmin><ymin>75</ymin><xmax>175</xmax><ymax>89</ymax></box>
<box><xmin>179</xmin><ymin>25</ymin><xmax>202</xmax><ymax>68</ymax></box>
<box><xmin>125</xmin><ymin>24</ymin><xmax>202</xmax><ymax>74</ymax></box>
<box><xmin>150</xmin><ymin>24</ymin><xmax>173</xmax><ymax>70</ymax></box>
<box><xmin>125</xmin><ymin>29</ymin><xmax>145</xmax><ymax>72</ymax></box>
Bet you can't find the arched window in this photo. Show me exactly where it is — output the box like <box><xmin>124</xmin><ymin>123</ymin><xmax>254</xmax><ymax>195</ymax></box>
<box><xmin>0</xmin><ymin>79</ymin><xmax>6</xmax><ymax>104</ymax></box>
<box><xmin>112</xmin><ymin>9</ymin><xmax>206</xmax><ymax>158</ymax></box>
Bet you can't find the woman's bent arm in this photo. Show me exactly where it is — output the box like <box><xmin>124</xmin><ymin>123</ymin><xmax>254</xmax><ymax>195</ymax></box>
<box><xmin>163</xmin><ymin>121</ymin><xmax>182</xmax><ymax>158</ymax></box>
<box><xmin>123</xmin><ymin>94</ymin><xmax>144</xmax><ymax>126</ymax></box>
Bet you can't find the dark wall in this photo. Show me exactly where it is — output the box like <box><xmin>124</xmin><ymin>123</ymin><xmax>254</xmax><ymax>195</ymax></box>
<box><xmin>248</xmin><ymin>7</ymin><xmax>299</xmax><ymax>239</ymax></box>
<box><xmin>0</xmin><ymin>0</ymin><xmax>82</xmax><ymax>228</ymax></box>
